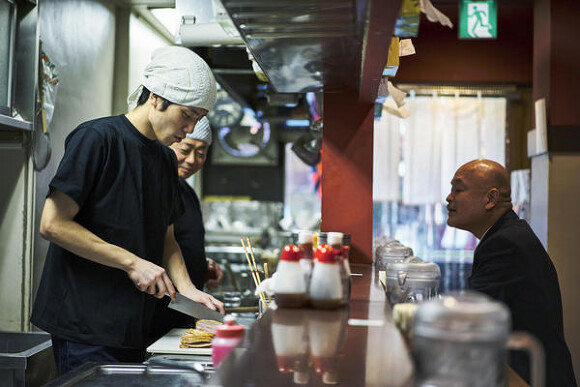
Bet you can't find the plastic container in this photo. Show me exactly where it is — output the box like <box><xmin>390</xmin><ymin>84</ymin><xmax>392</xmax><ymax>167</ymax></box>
<box><xmin>309</xmin><ymin>244</ymin><xmax>343</xmax><ymax>310</ymax></box>
<box><xmin>373</xmin><ymin>237</ymin><xmax>399</xmax><ymax>264</ymax></box>
<box><xmin>0</xmin><ymin>331</ymin><xmax>57</xmax><ymax>387</ymax></box>
<box><xmin>328</xmin><ymin>232</ymin><xmax>351</xmax><ymax>305</ymax></box>
<box><xmin>413</xmin><ymin>292</ymin><xmax>544</xmax><ymax>387</ymax></box>
<box><xmin>385</xmin><ymin>260</ymin><xmax>440</xmax><ymax>305</ymax></box>
<box><xmin>298</xmin><ymin>231</ymin><xmax>314</xmax><ymax>260</ymax></box>
<box><xmin>317</xmin><ymin>232</ymin><xmax>328</xmax><ymax>246</ymax></box>
<box><xmin>273</xmin><ymin>244</ymin><xmax>308</xmax><ymax>308</ymax></box>
<box><xmin>342</xmin><ymin>233</ymin><xmax>351</xmax><ymax>260</ymax></box>
<box><xmin>211</xmin><ymin>316</ymin><xmax>245</xmax><ymax>367</ymax></box>
<box><xmin>298</xmin><ymin>231</ymin><xmax>314</xmax><ymax>288</ymax></box>
<box><xmin>376</xmin><ymin>243</ymin><xmax>413</xmax><ymax>271</ymax></box>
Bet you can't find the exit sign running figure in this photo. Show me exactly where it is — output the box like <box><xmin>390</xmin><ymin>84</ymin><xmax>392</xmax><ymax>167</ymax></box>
<box><xmin>459</xmin><ymin>0</ymin><xmax>497</xmax><ymax>39</ymax></box>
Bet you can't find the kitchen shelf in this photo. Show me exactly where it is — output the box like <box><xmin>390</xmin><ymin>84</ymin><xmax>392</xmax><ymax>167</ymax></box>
<box><xmin>0</xmin><ymin>114</ymin><xmax>32</xmax><ymax>131</ymax></box>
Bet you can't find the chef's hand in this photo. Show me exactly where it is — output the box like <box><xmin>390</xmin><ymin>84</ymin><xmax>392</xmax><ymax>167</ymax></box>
<box><xmin>205</xmin><ymin>258</ymin><xmax>223</xmax><ymax>290</ymax></box>
<box><xmin>184</xmin><ymin>288</ymin><xmax>225</xmax><ymax>315</ymax></box>
<box><xmin>127</xmin><ymin>257</ymin><xmax>176</xmax><ymax>299</ymax></box>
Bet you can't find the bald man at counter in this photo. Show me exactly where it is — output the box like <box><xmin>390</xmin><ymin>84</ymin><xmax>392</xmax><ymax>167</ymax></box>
<box><xmin>446</xmin><ymin>159</ymin><xmax>576</xmax><ymax>386</ymax></box>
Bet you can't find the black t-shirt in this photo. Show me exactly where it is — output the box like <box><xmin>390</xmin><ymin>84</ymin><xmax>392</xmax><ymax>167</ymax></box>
<box><xmin>149</xmin><ymin>180</ymin><xmax>207</xmax><ymax>340</ymax></box>
<box><xmin>31</xmin><ymin>115</ymin><xmax>183</xmax><ymax>349</ymax></box>
<box><xmin>174</xmin><ymin>180</ymin><xmax>207</xmax><ymax>289</ymax></box>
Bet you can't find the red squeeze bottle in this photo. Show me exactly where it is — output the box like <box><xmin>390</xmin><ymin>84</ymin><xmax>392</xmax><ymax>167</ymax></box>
<box><xmin>211</xmin><ymin>315</ymin><xmax>245</xmax><ymax>367</ymax></box>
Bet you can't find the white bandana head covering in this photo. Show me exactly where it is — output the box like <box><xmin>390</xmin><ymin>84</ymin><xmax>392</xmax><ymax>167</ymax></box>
<box><xmin>127</xmin><ymin>46</ymin><xmax>217</xmax><ymax>111</ymax></box>
<box><xmin>186</xmin><ymin>116</ymin><xmax>212</xmax><ymax>146</ymax></box>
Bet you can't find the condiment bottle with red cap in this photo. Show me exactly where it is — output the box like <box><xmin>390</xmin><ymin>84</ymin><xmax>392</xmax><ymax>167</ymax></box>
<box><xmin>273</xmin><ymin>244</ymin><xmax>308</xmax><ymax>308</ymax></box>
<box><xmin>309</xmin><ymin>244</ymin><xmax>343</xmax><ymax>310</ymax></box>
<box><xmin>211</xmin><ymin>315</ymin><xmax>245</xmax><ymax>367</ymax></box>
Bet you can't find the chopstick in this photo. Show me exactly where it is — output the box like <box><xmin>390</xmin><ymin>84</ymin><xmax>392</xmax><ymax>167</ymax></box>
<box><xmin>241</xmin><ymin>237</ymin><xmax>268</xmax><ymax>310</ymax></box>
<box><xmin>240</xmin><ymin>237</ymin><xmax>259</xmax><ymax>286</ymax></box>
<box><xmin>247</xmin><ymin>236</ymin><xmax>273</xmax><ymax>307</ymax></box>
<box><xmin>246</xmin><ymin>237</ymin><xmax>261</xmax><ymax>286</ymax></box>
<box><xmin>246</xmin><ymin>237</ymin><xmax>271</xmax><ymax>305</ymax></box>
<box><xmin>263</xmin><ymin>262</ymin><xmax>272</xmax><ymax>302</ymax></box>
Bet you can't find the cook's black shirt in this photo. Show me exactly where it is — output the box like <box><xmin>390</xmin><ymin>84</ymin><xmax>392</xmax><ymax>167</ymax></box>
<box><xmin>31</xmin><ymin>115</ymin><xmax>183</xmax><ymax>349</ymax></box>
<box><xmin>149</xmin><ymin>180</ymin><xmax>207</xmax><ymax>340</ymax></box>
<box><xmin>174</xmin><ymin>180</ymin><xmax>207</xmax><ymax>289</ymax></box>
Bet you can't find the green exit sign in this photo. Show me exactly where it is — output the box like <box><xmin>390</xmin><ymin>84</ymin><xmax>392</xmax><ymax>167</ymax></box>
<box><xmin>459</xmin><ymin>0</ymin><xmax>497</xmax><ymax>39</ymax></box>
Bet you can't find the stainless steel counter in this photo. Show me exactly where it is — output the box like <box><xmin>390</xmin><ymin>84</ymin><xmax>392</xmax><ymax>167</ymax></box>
<box><xmin>211</xmin><ymin>264</ymin><xmax>415</xmax><ymax>387</ymax></box>
<box><xmin>210</xmin><ymin>264</ymin><xmax>529</xmax><ymax>387</ymax></box>
<box><xmin>44</xmin><ymin>362</ymin><xmax>215</xmax><ymax>387</ymax></box>
<box><xmin>44</xmin><ymin>264</ymin><xmax>529</xmax><ymax>387</ymax></box>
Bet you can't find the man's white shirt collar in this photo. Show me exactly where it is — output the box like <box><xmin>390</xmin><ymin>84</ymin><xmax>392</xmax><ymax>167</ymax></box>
<box><xmin>478</xmin><ymin>226</ymin><xmax>493</xmax><ymax>243</ymax></box>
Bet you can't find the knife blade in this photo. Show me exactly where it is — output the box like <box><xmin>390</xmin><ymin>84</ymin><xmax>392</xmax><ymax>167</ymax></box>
<box><xmin>168</xmin><ymin>293</ymin><xmax>224</xmax><ymax>322</ymax></box>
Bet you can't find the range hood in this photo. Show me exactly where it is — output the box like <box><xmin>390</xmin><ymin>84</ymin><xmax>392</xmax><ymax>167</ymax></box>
<box><xmin>144</xmin><ymin>0</ymin><xmax>401</xmax><ymax>102</ymax></box>
<box><xmin>218</xmin><ymin>0</ymin><xmax>402</xmax><ymax>101</ymax></box>
<box><xmin>176</xmin><ymin>0</ymin><xmax>245</xmax><ymax>46</ymax></box>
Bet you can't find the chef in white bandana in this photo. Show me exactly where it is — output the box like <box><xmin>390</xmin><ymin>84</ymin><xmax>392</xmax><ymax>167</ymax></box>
<box><xmin>32</xmin><ymin>46</ymin><xmax>223</xmax><ymax>376</ymax></box>
<box><xmin>150</xmin><ymin>117</ymin><xmax>225</xmax><ymax>340</ymax></box>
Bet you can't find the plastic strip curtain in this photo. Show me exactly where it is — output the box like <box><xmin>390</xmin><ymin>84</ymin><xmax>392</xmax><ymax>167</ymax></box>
<box><xmin>373</xmin><ymin>90</ymin><xmax>506</xmax><ymax>249</ymax></box>
<box><xmin>373</xmin><ymin>92</ymin><xmax>506</xmax><ymax>200</ymax></box>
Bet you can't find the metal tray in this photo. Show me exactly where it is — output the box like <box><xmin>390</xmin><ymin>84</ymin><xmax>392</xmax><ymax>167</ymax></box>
<box><xmin>44</xmin><ymin>362</ymin><xmax>218</xmax><ymax>386</ymax></box>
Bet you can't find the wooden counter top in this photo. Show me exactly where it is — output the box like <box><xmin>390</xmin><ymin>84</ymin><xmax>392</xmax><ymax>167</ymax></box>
<box><xmin>212</xmin><ymin>264</ymin><xmax>528</xmax><ymax>386</ymax></box>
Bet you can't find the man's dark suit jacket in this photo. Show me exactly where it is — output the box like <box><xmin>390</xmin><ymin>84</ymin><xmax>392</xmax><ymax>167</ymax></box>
<box><xmin>469</xmin><ymin>210</ymin><xmax>576</xmax><ymax>387</ymax></box>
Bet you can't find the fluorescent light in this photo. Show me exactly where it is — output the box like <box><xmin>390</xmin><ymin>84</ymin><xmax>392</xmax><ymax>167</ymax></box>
<box><xmin>150</xmin><ymin>8</ymin><xmax>180</xmax><ymax>37</ymax></box>
<box><xmin>285</xmin><ymin>119</ymin><xmax>310</xmax><ymax>127</ymax></box>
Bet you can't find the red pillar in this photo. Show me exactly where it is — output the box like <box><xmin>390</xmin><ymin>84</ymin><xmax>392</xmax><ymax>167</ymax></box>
<box><xmin>534</xmin><ymin>0</ymin><xmax>580</xmax><ymax>149</ymax></box>
<box><xmin>530</xmin><ymin>1</ymin><xmax>580</xmax><ymax>380</ymax></box>
<box><xmin>321</xmin><ymin>92</ymin><xmax>374</xmax><ymax>264</ymax></box>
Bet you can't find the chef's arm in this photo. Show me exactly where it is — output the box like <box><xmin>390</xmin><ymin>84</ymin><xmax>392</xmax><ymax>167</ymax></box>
<box><xmin>205</xmin><ymin>258</ymin><xmax>224</xmax><ymax>289</ymax></box>
<box><xmin>163</xmin><ymin>225</ymin><xmax>225</xmax><ymax>314</ymax></box>
<box><xmin>40</xmin><ymin>189</ymin><xmax>175</xmax><ymax>298</ymax></box>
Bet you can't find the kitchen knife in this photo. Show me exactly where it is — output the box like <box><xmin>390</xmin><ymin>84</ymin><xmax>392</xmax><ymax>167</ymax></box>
<box><xmin>168</xmin><ymin>293</ymin><xmax>225</xmax><ymax>322</ymax></box>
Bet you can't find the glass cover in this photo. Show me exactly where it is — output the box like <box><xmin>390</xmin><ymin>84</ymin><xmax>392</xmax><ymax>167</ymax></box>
<box><xmin>386</xmin><ymin>261</ymin><xmax>441</xmax><ymax>279</ymax></box>
<box><xmin>414</xmin><ymin>291</ymin><xmax>510</xmax><ymax>342</ymax></box>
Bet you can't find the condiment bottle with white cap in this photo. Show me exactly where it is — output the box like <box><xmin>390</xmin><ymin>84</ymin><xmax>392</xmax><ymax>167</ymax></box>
<box><xmin>298</xmin><ymin>230</ymin><xmax>314</xmax><ymax>287</ymax></box>
<box><xmin>273</xmin><ymin>244</ymin><xmax>308</xmax><ymax>308</ymax></box>
<box><xmin>327</xmin><ymin>232</ymin><xmax>351</xmax><ymax>305</ymax></box>
<box><xmin>309</xmin><ymin>244</ymin><xmax>343</xmax><ymax>310</ymax></box>
<box><xmin>211</xmin><ymin>315</ymin><xmax>245</xmax><ymax>367</ymax></box>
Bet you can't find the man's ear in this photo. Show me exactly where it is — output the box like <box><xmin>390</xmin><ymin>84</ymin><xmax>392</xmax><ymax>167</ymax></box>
<box><xmin>149</xmin><ymin>93</ymin><xmax>160</xmax><ymax>108</ymax></box>
<box><xmin>485</xmin><ymin>188</ymin><xmax>499</xmax><ymax>210</ymax></box>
